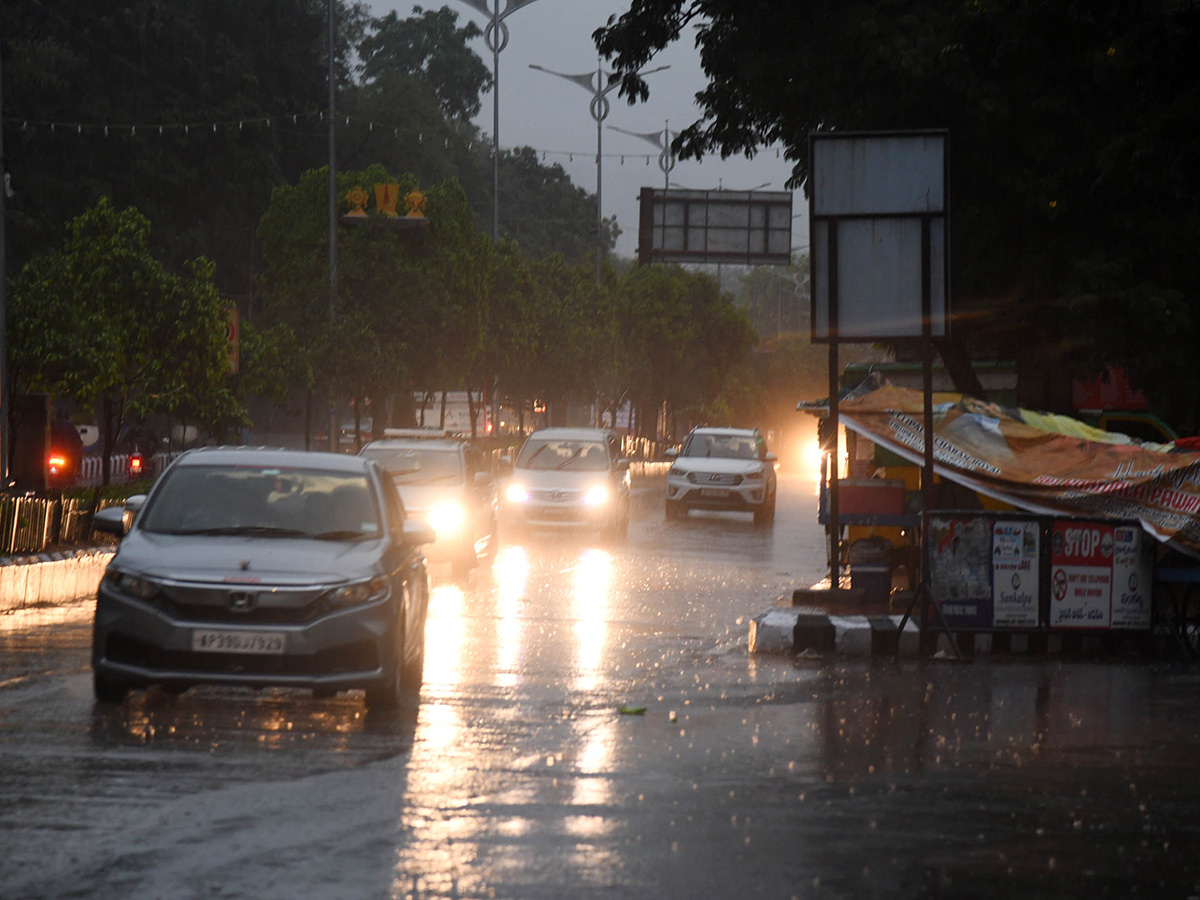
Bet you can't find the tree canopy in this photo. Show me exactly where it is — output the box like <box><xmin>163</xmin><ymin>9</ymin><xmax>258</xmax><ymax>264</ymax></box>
<box><xmin>595</xmin><ymin>1</ymin><xmax>1200</xmax><ymax>428</ymax></box>
<box><xmin>9</xmin><ymin>198</ymin><xmax>242</xmax><ymax>481</ymax></box>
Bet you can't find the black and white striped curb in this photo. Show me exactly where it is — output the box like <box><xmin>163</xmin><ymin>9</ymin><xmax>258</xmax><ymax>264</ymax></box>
<box><xmin>749</xmin><ymin>606</ymin><xmax>1162</xmax><ymax>659</ymax></box>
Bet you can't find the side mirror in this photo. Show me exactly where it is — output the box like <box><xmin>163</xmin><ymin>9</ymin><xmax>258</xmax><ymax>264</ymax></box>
<box><xmin>402</xmin><ymin>518</ymin><xmax>436</xmax><ymax>547</ymax></box>
<box><xmin>664</xmin><ymin>447</ymin><xmax>679</xmax><ymax>459</ymax></box>
<box><xmin>617</xmin><ymin>459</ymin><xmax>630</xmax><ymax>473</ymax></box>
<box><xmin>497</xmin><ymin>455</ymin><xmax>513</xmax><ymax>474</ymax></box>
<box><xmin>92</xmin><ymin>506</ymin><xmax>127</xmax><ymax>537</ymax></box>
<box><xmin>765</xmin><ymin>452</ymin><xmax>778</xmax><ymax>463</ymax></box>
<box><xmin>473</xmin><ymin>471</ymin><xmax>492</xmax><ymax>487</ymax></box>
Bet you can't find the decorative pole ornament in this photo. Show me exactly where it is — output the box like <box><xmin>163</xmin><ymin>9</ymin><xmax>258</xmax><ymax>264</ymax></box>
<box><xmin>404</xmin><ymin>190</ymin><xmax>427</xmax><ymax>218</ymax></box>
<box><xmin>345</xmin><ymin>185</ymin><xmax>369</xmax><ymax>216</ymax></box>
<box><xmin>374</xmin><ymin>183</ymin><xmax>400</xmax><ymax>217</ymax></box>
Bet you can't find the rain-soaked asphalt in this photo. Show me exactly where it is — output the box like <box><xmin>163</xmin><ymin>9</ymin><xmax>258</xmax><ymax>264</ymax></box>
<box><xmin>2</xmin><ymin>468</ymin><xmax>1200</xmax><ymax>899</ymax></box>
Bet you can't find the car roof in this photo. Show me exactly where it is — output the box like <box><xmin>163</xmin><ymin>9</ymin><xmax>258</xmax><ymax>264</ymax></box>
<box><xmin>361</xmin><ymin>438</ymin><xmax>465</xmax><ymax>452</ymax></box>
<box><xmin>524</xmin><ymin>427</ymin><xmax>615</xmax><ymax>441</ymax></box>
<box><xmin>689</xmin><ymin>427</ymin><xmax>759</xmax><ymax>437</ymax></box>
<box><xmin>173</xmin><ymin>446</ymin><xmax>375</xmax><ymax>473</ymax></box>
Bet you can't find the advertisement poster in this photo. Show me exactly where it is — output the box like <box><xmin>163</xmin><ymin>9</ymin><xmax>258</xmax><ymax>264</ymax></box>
<box><xmin>929</xmin><ymin>517</ymin><xmax>992</xmax><ymax>628</ymax></box>
<box><xmin>926</xmin><ymin>516</ymin><xmax>1044</xmax><ymax>630</ymax></box>
<box><xmin>991</xmin><ymin>520</ymin><xmax>1040</xmax><ymax>628</ymax></box>
<box><xmin>1049</xmin><ymin>521</ymin><xmax>1115</xmax><ymax>628</ymax></box>
<box><xmin>1110</xmin><ymin>525</ymin><xmax>1153</xmax><ymax>629</ymax></box>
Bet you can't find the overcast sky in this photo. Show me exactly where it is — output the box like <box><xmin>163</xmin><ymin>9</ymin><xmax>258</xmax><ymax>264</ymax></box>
<box><xmin>371</xmin><ymin>1</ymin><xmax>808</xmax><ymax>260</ymax></box>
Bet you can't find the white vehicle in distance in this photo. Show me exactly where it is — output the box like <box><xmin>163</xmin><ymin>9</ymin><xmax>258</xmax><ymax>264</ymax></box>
<box><xmin>665</xmin><ymin>426</ymin><xmax>778</xmax><ymax>524</ymax></box>
<box><xmin>501</xmin><ymin>427</ymin><xmax>631</xmax><ymax>539</ymax></box>
<box><xmin>359</xmin><ymin>428</ymin><xmax>499</xmax><ymax>577</ymax></box>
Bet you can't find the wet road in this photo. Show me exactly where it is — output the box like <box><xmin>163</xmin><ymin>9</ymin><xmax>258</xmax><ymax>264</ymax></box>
<box><xmin>2</xmin><ymin>472</ymin><xmax>1200</xmax><ymax>899</ymax></box>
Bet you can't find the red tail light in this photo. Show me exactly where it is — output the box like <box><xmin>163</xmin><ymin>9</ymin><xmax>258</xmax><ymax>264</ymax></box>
<box><xmin>48</xmin><ymin>454</ymin><xmax>67</xmax><ymax>474</ymax></box>
<box><xmin>130</xmin><ymin>454</ymin><xmax>144</xmax><ymax>472</ymax></box>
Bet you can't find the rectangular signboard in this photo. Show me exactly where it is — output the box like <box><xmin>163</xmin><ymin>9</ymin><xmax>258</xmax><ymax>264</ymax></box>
<box><xmin>928</xmin><ymin>514</ymin><xmax>1040</xmax><ymax>630</ymax></box>
<box><xmin>1049</xmin><ymin>520</ymin><xmax>1152</xmax><ymax>630</ymax></box>
<box><xmin>809</xmin><ymin>130</ymin><xmax>949</xmax><ymax>342</ymax></box>
<box><xmin>637</xmin><ymin>188</ymin><xmax>793</xmax><ymax>266</ymax></box>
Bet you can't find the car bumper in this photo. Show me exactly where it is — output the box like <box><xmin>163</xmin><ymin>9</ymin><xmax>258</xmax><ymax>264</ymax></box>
<box><xmin>91</xmin><ymin>584</ymin><xmax>396</xmax><ymax>692</ymax></box>
<box><xmin>667</xmin><ymin>480</ymin><xmax>769</xmax><ymax>511</ymax></box>
<box><xmin>503</xmin><ymin>500</ymin><xmax>617</xmax><ymax>531</ymax></box>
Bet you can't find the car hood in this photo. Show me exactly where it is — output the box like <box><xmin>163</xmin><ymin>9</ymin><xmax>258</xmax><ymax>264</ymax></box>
<box><xmin>112</xmin><ymin>530</ymin><xmax>383</xmax><ymax>586</ymax></box>
<box><xmin>671</xmin><ymin>457</ymin><xmax>766</xmax><ymax>476</ymax></box>
<box><xmin>395</xmin><ymin>482</ymin><xmax>465</xmax><ymax>515</ymax></box>
<box><xmin>512</xmin><ymin>468</ymin><xmax>614</xmax><ymax>488</ymax></box>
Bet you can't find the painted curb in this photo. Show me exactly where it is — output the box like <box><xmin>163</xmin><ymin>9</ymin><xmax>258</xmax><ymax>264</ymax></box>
<box><xmin>750</xmin><ymin>608</ymin><xmax>921</xmax><ymax>658</ymax></box>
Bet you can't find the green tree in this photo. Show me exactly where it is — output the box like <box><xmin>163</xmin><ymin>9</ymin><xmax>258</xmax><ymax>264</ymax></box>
<box><xmin>613</xmin><ymin>264</ymin><xmax>755</xmax><ymax>437</ymax></box>
<box><xmin>9</xmin><ymin>198</ymin><xmax>242</xmax><ymax>483</ymax></box>
<box><xmin>499</xmin><ymin>147</ymin><xmax>620</xmax><ymax>265</ymax></box>
<box><xmin>596</xmin><ymin>2</ymin><xmax>1200</xmax><ymax>427</ymax></box>
<box><xmin>0</xmin><ymin>0</ymin><xmax>359</xmax><ymax>295</ymax></box>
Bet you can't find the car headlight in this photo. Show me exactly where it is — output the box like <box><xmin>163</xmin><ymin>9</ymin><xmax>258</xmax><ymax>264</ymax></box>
<box><xmin>328</xmin><ymin>576</ymin><xmax>390</xmax><ymax>607</ymax></box>
<box><xmin>583</xmin><ymin>484</ymin><xmax>610</xmax><ymax>506</ymax></box>
<box><xmin>104</xmin><ymin>569</ymin><xmax>159</xmax><ymax>600</ymax></box>
<box><xmin>744</xmin><ymin>469</ymin><xmax>764</xmax><ymax>481</ymax></box>
<box><xmin>505</xmin><ymin>482</ymin><xmax>530</xmax><ymax>504</ymax></box>
<box><xmin>428</xmin><ymin>500</ymin><xmax>467</xmax><ymax>536</ymax></box>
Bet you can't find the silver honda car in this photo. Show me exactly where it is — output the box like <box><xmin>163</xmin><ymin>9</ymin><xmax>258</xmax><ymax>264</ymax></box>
<box><xmin>90</xmin><ymin>446</ymin><xmax>435</xmax><ymax>710</ymax></box>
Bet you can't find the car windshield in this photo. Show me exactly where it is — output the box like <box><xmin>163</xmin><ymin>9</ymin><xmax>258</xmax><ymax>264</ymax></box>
<box><xmin>360</xmin><ymin>446</ymin><xmax>463</xmax><ymax>485</ymax></box>
<box><xmin>682</xmin><ymin>433</ymin><xmax>761</xmax><ymax>460</ymax></box>
<box><xmin>517</xmin><ymin>438</ymin><xmax>610</xmax><ymax>471</ymax></box>
<box><xmin>138</xmin><ymin>464</ymin><xmax>380</xmax><ymax>539</ymax></box>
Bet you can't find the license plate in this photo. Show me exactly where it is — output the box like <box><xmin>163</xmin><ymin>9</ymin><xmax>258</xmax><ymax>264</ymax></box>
<box><xmin>700</xmin><ymin>488</ymin><xmax>729</xmax><ymax>499</ymax></box>
<box><xmin>192</xmin><ymin>629</ymin><xmax>286</xmax><ymax>655</ymax></box>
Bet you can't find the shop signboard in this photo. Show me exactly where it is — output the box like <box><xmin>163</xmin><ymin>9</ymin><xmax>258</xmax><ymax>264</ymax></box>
<box><xmin>1049</xmin><ymin>520</ymin><xmax>1152</xmax><ymax>630</ymax></box>
<box><xmin>929</xmin><ymin>514</ymin><xmax>1040</xmax><ymax>629</ymax></box>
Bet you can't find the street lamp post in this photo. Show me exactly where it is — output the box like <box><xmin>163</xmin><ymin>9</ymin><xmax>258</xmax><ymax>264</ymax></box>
<box><xmin>454</xmin><ymin>0</ymin><xmax>541</xmax><ymax>244</ymax></box>
<box><xmin>531</xmin><ymin>61</ymin><xmax>668</xmax><ymax>284</ymax></box>
<box><xmin>608</xmin><ymin>120</ymin><xmax>676</xmax><ymax>190</ymax></box>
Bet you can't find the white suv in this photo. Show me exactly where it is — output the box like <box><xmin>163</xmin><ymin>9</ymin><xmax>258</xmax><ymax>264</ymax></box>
<box><xmin>665</xmin><ymin>427</ymin><xmax>778</xmax><ymax>524</ymax></box>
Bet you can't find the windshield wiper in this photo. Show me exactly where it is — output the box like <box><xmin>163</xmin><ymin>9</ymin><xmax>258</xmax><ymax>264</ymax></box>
<box><xmin>312</xmin><ymin>529</ymin><xmax>369</xmax><ymax>541</ymax></box>
<box><xmin>556</xmin><ymin>448</ymin><xmax>584</xmax><ymax>469</ymax></box>
<box><xmin>168</xmin><ymin>525</ymin><xmax>311</xmax><ymax>538</ymax></box>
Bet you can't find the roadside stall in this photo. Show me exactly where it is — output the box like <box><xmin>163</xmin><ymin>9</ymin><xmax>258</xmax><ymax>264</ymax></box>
<box><xmin>803</xmin><ymin>375</ymin><xmax>1200</xmax><ymax>657</ymax></box>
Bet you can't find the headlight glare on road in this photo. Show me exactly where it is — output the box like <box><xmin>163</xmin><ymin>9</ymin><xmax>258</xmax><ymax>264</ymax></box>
<box><xmin>429</xmin><ymin>500</ymin><xmax>467</xmax><ymax>536</ymax></box>
<box><xmin>584</xmin><ymin>484</ymin><xmax>610</xmax><ymax>507</ymax></box>
<box><xmin>328</xmin><ymin>575</ymin><xmax>389</xmax><ymax>607</ymax></box>
<box><xmin>505</xmin><ymin>482</ymin><xmax>530</xmax><ymax>504</ymax></box>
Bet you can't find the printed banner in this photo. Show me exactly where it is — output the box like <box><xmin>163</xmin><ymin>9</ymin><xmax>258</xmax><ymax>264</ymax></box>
<box><xmin>929</xmin><ymin>515</ymin><xmax>1040</xmax><ymax>629</ymax></box>
<box><xmin>838</xmin><ymin>382</ymin><xmax>1200</xmax><ymax>559</ymax></box>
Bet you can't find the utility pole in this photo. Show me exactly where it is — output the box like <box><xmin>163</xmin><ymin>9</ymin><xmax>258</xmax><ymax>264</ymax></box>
<box><xmin>327</xmin><ymin>0</ymin><xmax>338</xmax><ymax>452</ymax></box>
<box><xmin>453</xmin><ymin>0</ymin><xmax>542</xmax><ymax>243</ymax></box>
<box><xmin>531</xmin><ymin>62</ymin><xmax>668</xmax><ymax>284</ymax></box>
<box><xmin>608</xmin><ymin>120</ymin><xmax>676</xmax><ymax>190</ymax></box>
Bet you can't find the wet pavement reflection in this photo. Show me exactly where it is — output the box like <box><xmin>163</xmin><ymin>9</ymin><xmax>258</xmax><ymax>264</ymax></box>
<box><xmin>1</xmin><ymin>473</ymin><xmax>1199</xmax><ymax>898</ymax></box>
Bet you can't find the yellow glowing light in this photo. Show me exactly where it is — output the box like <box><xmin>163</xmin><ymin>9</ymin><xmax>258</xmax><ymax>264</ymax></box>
<box><xmin>428</xmin><ymin>500</ymin><xmax>466</xmax><ymax>536</ymax></box>
<box><xmin>583</xmin><ymin>484</ymin><xmax>610</xmax><ymax>506</ymax></box>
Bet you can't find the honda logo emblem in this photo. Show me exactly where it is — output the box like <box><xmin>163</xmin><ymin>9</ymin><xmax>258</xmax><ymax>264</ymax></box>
<box><xmin>229</xmin><ymin>591</ymin><xmax>256</xmax><ymax>612</ymax></box>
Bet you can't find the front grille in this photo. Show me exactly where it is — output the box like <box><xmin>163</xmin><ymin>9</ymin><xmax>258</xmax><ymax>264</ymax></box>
<box><xmin>530</xmin><ymin>489</ymin><xmax>582</xmax><ymax>502</ymax></box>
<box><xmin>687</xmin><ymin>472</ymin><xmax>743</xmax><ymax>486</ymax></box>
<box><xmin>154</xmin><ymin>596</ymin><xmax>326</xmax><ymax>626</ymax></box>
<box><xmin>104</xmin><ymin>633</ymin><xmax>379</xmax><ymax>677</ymax></box>
<box><xmin>149</xmin><ymin>584</ymin><xmax>330</xmax><ymax>626</ymax></box>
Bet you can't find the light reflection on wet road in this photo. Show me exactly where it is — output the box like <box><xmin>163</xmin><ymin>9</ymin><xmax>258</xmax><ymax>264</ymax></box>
<box><xmin>2</xmin><ymin>471</ymin><xmax>1200</xmax><ymax>898</ymax></box>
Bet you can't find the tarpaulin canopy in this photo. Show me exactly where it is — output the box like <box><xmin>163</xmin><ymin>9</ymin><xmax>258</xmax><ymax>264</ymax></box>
<box><xmin>834</xmin><ymin>377</ymin><xmax>1200</xmax><ymax>560</ymax></box>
